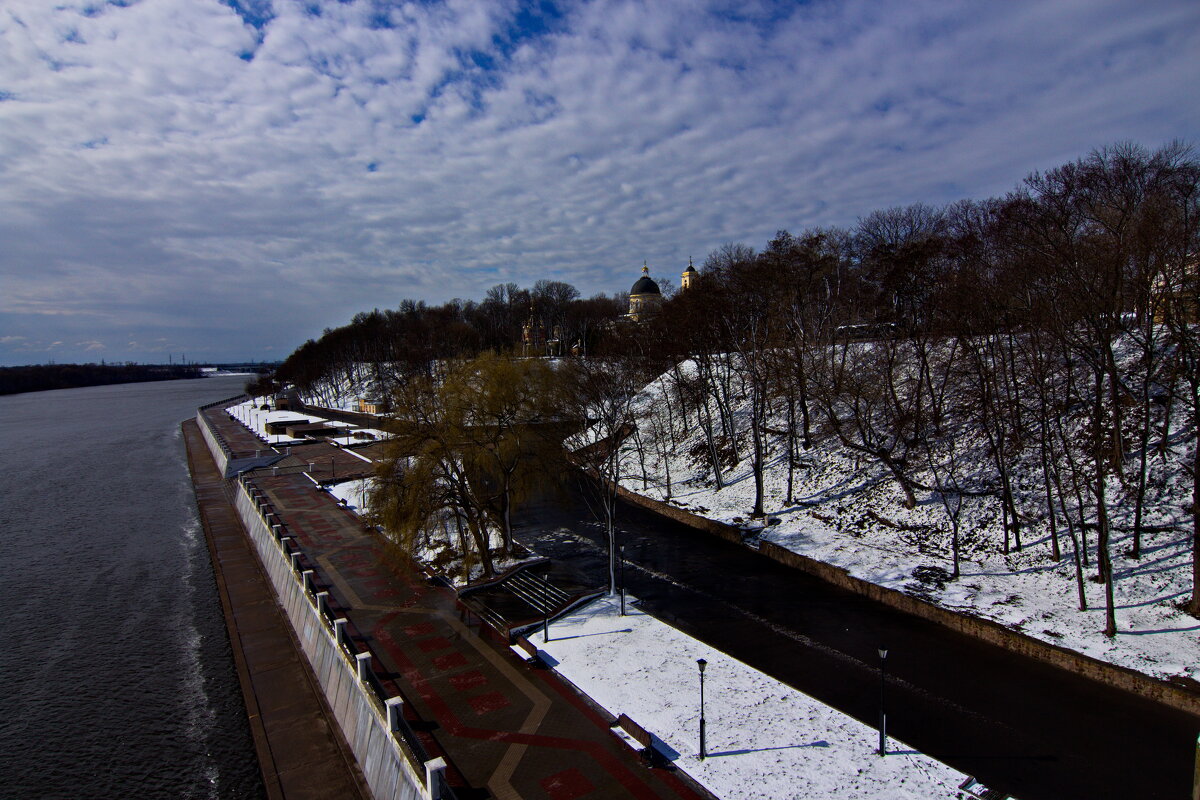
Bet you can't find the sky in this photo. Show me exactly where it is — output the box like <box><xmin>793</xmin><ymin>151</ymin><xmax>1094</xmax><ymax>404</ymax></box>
<box><xmin>1</xmin><ymin>0</ymin><xmax>1197</xmax><ymax>366</ymax></box>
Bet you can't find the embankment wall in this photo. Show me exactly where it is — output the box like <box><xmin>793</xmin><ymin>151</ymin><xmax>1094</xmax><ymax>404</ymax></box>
<box><xmin>616</xmin><ymin>484</ymin><xmax>1200</xmax><ymax>719</ymax></box>
<box><xmin>198</xmin><ymin>403</ymin><xmax>438</xmax><ymax>800</ymax></box>
<box><xmin>196</xmin><ymin>403</ymin><xmax>286</xmax><ymax>477</ymax></box>
<box><xmin>230</xmin><ymin>480</ymin><xmax>430</xmax><ymax>800</ymax></box>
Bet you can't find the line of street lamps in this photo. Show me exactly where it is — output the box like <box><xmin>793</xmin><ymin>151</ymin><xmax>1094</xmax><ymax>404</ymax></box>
<box><xmin>693</xmin><ymin>647</ymin><xmax>892</xmax><ymax>762</ymax></box>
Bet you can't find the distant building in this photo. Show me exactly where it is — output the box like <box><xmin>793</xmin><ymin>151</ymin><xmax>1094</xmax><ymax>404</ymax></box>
<box><xmin>356</xmin><ymin>397</ymin><xmax>385</xmax><ymax>414</ymax></box>
<box><xmin>626</xmin><ymin>262</ymin><xmax>663</xmax><ymax>322</ymax></box>
<box><xmin>625</xmin><ymin>259</ymin><xmax>698</xmax><ymax>322</ymax></box>
<box><xmin>681</xmin><ymin>257</ymin><xmax>698</xmax><ymax>291</ymax></box>
<box><xmin>522</xmin><ymin>305</ymin><xmax>565</xmax><ymax>357</ymax></box>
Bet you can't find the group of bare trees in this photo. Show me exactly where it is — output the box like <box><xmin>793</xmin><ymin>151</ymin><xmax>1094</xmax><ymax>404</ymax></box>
<box><xmin>274</xmin><ymin>284</ymin><xmax>626</xmax><ymax>405</ymax></box>
<box><xmin>274</xmin><ymin>141</ymin><xmax>1197</xmax><ymax>632</ymax></box>
<box><xmin>632</xmin><ymin>142</ymin><xmax>1199</xmax><ymax>634</ymax></box>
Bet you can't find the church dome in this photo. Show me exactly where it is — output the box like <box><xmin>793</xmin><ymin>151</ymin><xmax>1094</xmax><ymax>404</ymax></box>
<box><xmin>630</xmin><ymin>263</ymin><xmax>660</xmax><ymax>295</ymax></box>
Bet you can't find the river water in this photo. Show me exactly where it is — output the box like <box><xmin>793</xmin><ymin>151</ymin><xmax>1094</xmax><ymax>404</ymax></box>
<box><xmin>0</xmin><ymin>376</ymin><xmax>263</xmax><ymax>799</ymax></box>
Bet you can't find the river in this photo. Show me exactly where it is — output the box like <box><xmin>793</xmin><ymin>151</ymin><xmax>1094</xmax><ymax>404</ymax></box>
<box><xmin>0</xmin><ymin>376</ymin><xmax>263</xmax><ymax>799</ymax></box>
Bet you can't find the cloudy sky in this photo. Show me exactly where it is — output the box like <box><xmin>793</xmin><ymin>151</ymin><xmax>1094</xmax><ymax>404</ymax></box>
<box><xmin>1</xmin><ymin>0</ymin><xmax>1197</xmax><ymax>365</ymax></box>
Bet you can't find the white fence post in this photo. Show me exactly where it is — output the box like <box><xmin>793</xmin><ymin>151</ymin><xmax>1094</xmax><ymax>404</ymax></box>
<box><xmin>386</xmin><ymin>697</ymin><xmax>405</xmax><ymax>733</ymax></box>
<box><xmin>334</xmin><ymin>618</ymin><xmax>348</xmax><ymax>648</ymax></box>
<box><xmin>424</xmin><ymin>757</ymin><xmax>447</xmax><ymax>800</ymax></box>
<box><xmin>356</xmin><ymin>652</ymin><xmax>371</xmax><ymax>682</ymax></box>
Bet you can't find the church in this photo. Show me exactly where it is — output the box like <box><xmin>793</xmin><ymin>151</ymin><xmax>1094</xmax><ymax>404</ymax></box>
<box><xmin>522</xmin><ymin>259</ymin><xmax>699</xmax><ymax>356</ymax></box>
<box><xmin>625</xmin><ymin>258</ymin><xmax>698</xmax><ymax>322</ymax></box>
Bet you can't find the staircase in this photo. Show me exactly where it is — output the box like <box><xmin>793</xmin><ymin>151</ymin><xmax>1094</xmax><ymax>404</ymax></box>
<box><xmin>502</xmin><ymin>569</ymin><xmax>572</xmax><ymax>614</ymax></box>
<box><xmin>459</xmin><ymin>565</ymin><xmax>589</xmax><ymax>638</ymax></box>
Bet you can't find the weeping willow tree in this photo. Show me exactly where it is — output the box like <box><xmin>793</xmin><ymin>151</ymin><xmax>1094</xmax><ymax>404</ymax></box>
<box><xmin>369</xmin><ymin>353</ymin><xmax>568</xmax><ymax>582</ymax></box>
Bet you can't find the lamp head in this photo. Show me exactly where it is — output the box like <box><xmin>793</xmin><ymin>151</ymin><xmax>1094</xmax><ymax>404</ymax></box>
<box><xmin>697</xmin><ymin>658</ymin><xmax>707</xmax><ymax>673</ymax></box>
<box><xmin>879</xmin><ymin>648</ymin><xmax>888</xmax><ymax>659</ymax></box>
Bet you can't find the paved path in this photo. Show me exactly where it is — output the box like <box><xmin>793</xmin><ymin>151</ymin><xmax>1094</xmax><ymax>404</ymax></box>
<box><xmin>204</xmin><ymin>403</ymin><xmax>709</xmax><ymax>800</ymax></box>
<box><xmin>254</xmin><ymin>470</ymin><xmax>710</xmax><ymax>800</ymax></box>
<box><xmin>184</xmin><ymin>419</ymin><xmax>371</xmax><ymax>800</ymax></box>
<box><xmin>204</xmin><ymin>404</ymin><xmax>379</xmax><ymax>483</ymax></box>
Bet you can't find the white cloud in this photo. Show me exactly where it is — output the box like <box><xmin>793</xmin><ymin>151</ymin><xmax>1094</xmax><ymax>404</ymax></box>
<box><xmin>0</xmin><ymin>0</ymin><xmax>1197</xmax><ymax>364</ymax></box>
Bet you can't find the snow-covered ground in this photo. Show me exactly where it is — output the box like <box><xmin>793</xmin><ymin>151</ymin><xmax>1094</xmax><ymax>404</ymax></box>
<box><xmin>329</xmin><ymin>478</ymin><xmax>371</xmax><ymax>514</ymax></box>
<box><xmin>229</xmin><ymin>398</ymin><xmax>391</xmax><ymax>446</ymax></box>
<box><xmin>534</xmin><ymin>594</ymin><xmax>971</xmax><ymax>800</ymax></box>
<box><xmin>609</xmin><ymin>361</ymin><xmax>1200</xmax><ymax>687</ymax></box>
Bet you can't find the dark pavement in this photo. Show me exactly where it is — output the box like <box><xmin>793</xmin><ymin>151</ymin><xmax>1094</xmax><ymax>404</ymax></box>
<box><xmin>185</xmin><ymin>419</ymin><xmax>371</xmax><ymax>800</ymax></box>
<box><xmin>202</xmin><ymin>403</ymin><xmax>712</xmax><ymax>799</ymax></box>
<box><xmin>511</xmin><ymin>477</ymin><xmax>1200</xmax><ymax>800</ymax></box>
<box><xmin>243</xmin><ymin>471</ymin><xmax>710</xmax><ymax>800</ymax></box>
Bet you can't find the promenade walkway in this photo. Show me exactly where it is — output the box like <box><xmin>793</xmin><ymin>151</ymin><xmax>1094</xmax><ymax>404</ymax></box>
<box><xmin>184</xmin><ymin>419</ymin><xmax>371</xmax><ymax>800</ymax></box>
<box><xmin>205</xmin><ymin>403</ymin><xmax>710</xmax><ymax>800</ymax></box>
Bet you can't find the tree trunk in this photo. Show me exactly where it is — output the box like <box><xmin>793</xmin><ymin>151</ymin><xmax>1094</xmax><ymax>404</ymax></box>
<box><xmin>1189</xmin><ymin>403</ymin><xmax>1200</xmax><ymax>617</ymax></box>
<box><xmin>785</xmin><ymin>395</ymin><xmax>796</xmax><ymax>504</ymax></box>
<box><xmin>1096</xmin><ymin>475</ymin><xmax>1117</xmax><ymax>637</ymax></box>
<box><xmin>750</xmin><ymin>383</ymin><xmax>766</xmax><ymax>519</ymax></box>
<box><xmin>700</xmin><ymin>399</ymin><xmax>724</xmax><ymax>489</ymax></box>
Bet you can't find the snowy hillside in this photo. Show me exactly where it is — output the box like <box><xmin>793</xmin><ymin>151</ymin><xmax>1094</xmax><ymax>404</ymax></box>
<box><xmin>610</xmin><ymin>353</ymin><xmax>1199</xmax><ymax>687</ymax></box>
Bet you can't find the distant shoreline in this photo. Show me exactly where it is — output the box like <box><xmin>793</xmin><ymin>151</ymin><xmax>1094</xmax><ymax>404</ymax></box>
<box><xmin>0</xmin><ymin>363</ymin><xmax>209</xmax><ymax>396</ymax></box>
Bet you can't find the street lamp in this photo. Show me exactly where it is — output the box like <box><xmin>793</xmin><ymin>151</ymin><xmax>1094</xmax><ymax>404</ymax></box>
<box><xmin>878</xmin><ymin>647</ymin><xmax>888</xmax><ymax>756</ymax></box>
<box><xmin>619</xmin><ymin>544</ymin><xmax>626</xmax><ymax>616</ymax></box>
<box><xmin>697</xmin><ymin>658</ymin><xmax>708</xmax><ymax>760</ymax></box>
<box><xmin>541</xmin><ymin>573</ymin><xmax>550</xmax><ymax>643</ymax></box>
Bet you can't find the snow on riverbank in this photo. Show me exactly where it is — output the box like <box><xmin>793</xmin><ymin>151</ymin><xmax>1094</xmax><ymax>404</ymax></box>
<box><xmin>610</xmin><ymin>361</ymin><xmax>1200</xmax><ymax>687</ymax></box>
<box><xmin>535</xmin><ymin>594</ymin><xmax>969</xmax><ymax>800</ymax></box>
<box><xmin>228</xmin><ymin>398</ymin><xmax>392</xmax><ymax>445</ymax></box>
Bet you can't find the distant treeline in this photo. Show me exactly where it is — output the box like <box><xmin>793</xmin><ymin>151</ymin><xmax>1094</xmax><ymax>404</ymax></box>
<box><xmin>0</xmin><ymin>363</ymin><xmax>205</xmax><ymax>396</ymax></box>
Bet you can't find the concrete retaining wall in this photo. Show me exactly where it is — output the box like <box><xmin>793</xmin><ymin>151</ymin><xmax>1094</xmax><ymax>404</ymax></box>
<box><xmin>196</xmin><ymin>407</ymin><xmax>287</xmax><ymax>478</ymax></box>
<box><xmin>618</xmin><ymin>485</ymin><xmax>1200</xmax><ymax>719</ymax></box>
<box><xmin>197</xmin><ymin>409</ymin><xmax>232</xmax><ymax>477</ymax></box>
<box><xmin>230</xmin><ymin>479</ymin><xmax>433</xmax><ymax>800</ymax></box>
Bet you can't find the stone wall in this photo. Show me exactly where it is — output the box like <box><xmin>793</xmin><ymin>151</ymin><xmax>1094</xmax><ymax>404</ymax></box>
<box><xmin>617</xmin><ymin>485</ymin><xmax>1200</xmax><ymax>718</ymax></box>
<box><xmin>231</xmin><ymin>479</ymin><xmax>432</xmax><ymax>800</ymax></box>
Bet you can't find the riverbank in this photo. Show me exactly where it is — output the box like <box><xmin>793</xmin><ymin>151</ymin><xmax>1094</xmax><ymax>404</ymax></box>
<box><xmin>606</xmin><ymin>363</ymin><xmax>1200</xmax><ymax>701</ymax></box>
<box><xmin>215</xmin><ymin>396</ymin><xmax>1005</xmax><ymax>798</ymax></box>
<box><xmin>183</xmin><ymin>418</ymin><xmax>371</xmax><ymax>800</ymax></box>
<box><xmin>0</xmin><ymin>363</ymin><xmax>207</xmax><ymax>395</ymax></box>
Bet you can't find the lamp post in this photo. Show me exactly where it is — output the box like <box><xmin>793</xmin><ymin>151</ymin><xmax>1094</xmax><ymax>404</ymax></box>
<box><xmin>697</xmin><ymin>658</ymin><xmax>707</xmax><ymax>760</ymax></box>
<box><xmin>619</xmin><ymin>544</ymin><xmax>626</xmax><ymax>616</ymax></box>
<box><xmin>542</xmin><ymin>573</ymin><xmax>550</xmax><ymax>643</ymax></box>
<box><xmin>878</xmin><ymin>647</ymin><xmax>888</xmax><ymax>756</ymax></box>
